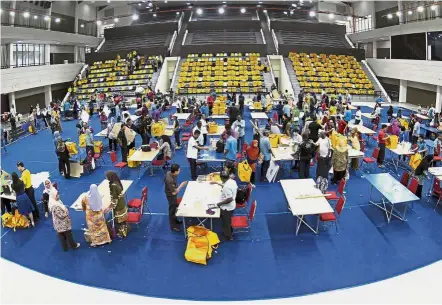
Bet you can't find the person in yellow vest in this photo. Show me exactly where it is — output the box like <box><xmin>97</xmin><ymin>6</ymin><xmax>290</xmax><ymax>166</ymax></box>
<box><xmin>17</xmin><ymin>162</ymin><xmax>40</xmax><ymax>220</ymax></box>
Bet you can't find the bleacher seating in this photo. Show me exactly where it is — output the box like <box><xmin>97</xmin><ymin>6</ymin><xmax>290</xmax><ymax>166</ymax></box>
<box><xmin>177</xmin><ymin>53</ymin><xmax>267</xmax><ymax>94</ymax></box>
<box><xmin>186</xmin><ymin>30</ymin><xmax>262</xmax><ymax>45</ymax></box>
<box><xmin>71</xmin><ymin>54</ymin><xmax>161</xmax><ymax>100</ymax></box>
<box><xmin>278</xmin><ymin>31</ymin><xmax>345</xmax><ymax>48</ymax></box>
<box><xmin>269</xmin><ymin>10</ymin><xmax>313</xmax><ymax>22</ymax></box>
<box><xmin>101</xmin><ymin>32</ymin><xmax>171</xmax><ymax>53</ymax></box>
<box><xmin>191</xmin><ymin>9</ymin><xmax>256</xmax><ymax>21</ymax></box>
<box><xmin>289</xmin><ymin>52</ymin><xmax>375</xmax><ymax>95</ymax></box>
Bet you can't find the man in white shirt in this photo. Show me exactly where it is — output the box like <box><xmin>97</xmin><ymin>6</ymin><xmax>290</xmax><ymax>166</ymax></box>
<box><xmin>231</xmin><ymin>115</ymin><xmax>245</xmax><ymax>151</ymax></box>
<box><xmin>375</xmin><ymin>106</ymin><xmax>381</xmax><ymax>116</ymax></box>
<box><xmin>192</xmin><ymin>121</ymin><xmax>205</xmax><ymax>145</ymax></box>
<box><xmin>412</xmin><ymin>119</ymin><xmax>421</xmax><ymax>144</ymax></box>
<box><xmin>354</xmin><ymin>106</ymin><xmax>362</xmax><ymax>125</ymax></box>
<box><xmin>211</xmin><ymin>171</ymin><xmax>238</xmax><ymax>241</ymax></box>
<box><xmin>186</xmin><ymin>130</ymin><xmax>207</xmax><ymax>180</ymax></box>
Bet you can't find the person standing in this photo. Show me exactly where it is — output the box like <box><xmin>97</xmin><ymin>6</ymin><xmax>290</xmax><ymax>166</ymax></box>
<box><xmin>377</xmin><ymin>124</ymin><xmax>389</xmax><ymax>168</ymax></box>
<box><xmin>105</xmin><ymin>171</ymin><xmax>130</xmax><ymax>238</ymax></box>
<box><xmin>412</xmin><ymin>119</ymin><xmax>421</xmax><ymax>144</ymax></box>
<box><xmin>200</xmin><ymin>115</ymin><xmax>209</xmax><ymax>146</ymax></box>
<box><xmin>259</xmin><ymin>130</ymin><xmax>274</xmax><ymax>182</ymax></box>
<box><xmin>1</xmin><ymin>168</ymin><xmax>11</xmax><ymax>215</ymax></box>
<box><xmin>246</xmin><ymin>140</ymin><xmax>260</xmax><ymax>184</ymax></box>
<box><xmin>308</xmin><ymin>115</ymin><xmax>322</xmax><ymax>143</ymax></box>
<box><xmin>11</xmin><ymin>172</ymin><xmax>35</xmax><ymax>227</ymax></box>
<box><xmin>298</xmin><ymin>133</ymin><xmax>315</xmax><ymax>179</ymax></box>
<box><xmin>172</xmin><ymin>116</ymin><xmax>181</xmax><ymax>149</ymax></box>
<box><xmin>232</xmin><ymin>115</ymin><xmax>245</xmax><ymax>152</ymax></box>
<box><xmin>49</xmin><ymin>188</ymin><xmax>80</xmax><ymax>251</ymax></box>
<box><xmin>186</xmin><ymin>130</ymin><xmax>207</xmax><ymax>180</ymax></box>
<box><xmin>164</xmin><ymin>164</ymin><xmax>187</xmax><ymax>232</ymax></box>
<box><xmin>85</xmin><ymin>128</ymin><xmax>94</xmax><ymax>157</ymax></box>
<box><xmin>211</xmin><ymin>171</ymin><xmax>238</xmax><ymax>241</ymax></box>
<box><xmin>56</xmin><ymin>139</ymin><xmax>71</xmax><ymax>179</ymax></box>
<box><xmin>224</xmin><ymin>130</ymin><xmax>238</xmax><ymax>163</ymax></box>
<box><xmin>17</xmin><ymin>162</ymin><xmax>39</xmax><ymax>220</ymax></box>
<box><xmin>348</xmin><ymin>129</ymin><xmax>361</xmax><ymax>170</ymax></box>
<box><xmin>107</xmin><ymin>117</ymin><xmax>118</xmax><ymax>152</ymax></box>
<box><xmin>315</xmin><ymin>132</ymin><xmax>332</xmax><ymax>180</ymax></box>
<box><xmin>239</xmin><ymin>93</ymin><xmax>245</xmax><ymax>115</ymax></box>
<box><xmin>331</xmin><ymin>139</ymin><xmax>349</xmax><ymax>184</ymax></box>
<box><xmin>118</xmin><ymin>123</ymin><xmax>128</xmax><ymax>163</ymax></box>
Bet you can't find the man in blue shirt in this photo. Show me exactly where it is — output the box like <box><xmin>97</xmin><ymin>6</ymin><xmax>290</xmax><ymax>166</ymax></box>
<box><xmin>64</xmin><ymin>100</ymin><xmax>71</xmax><ymax>118</ymax></box>
<box><xmin>343</xmin><ymin>106</ymin><xmax>352</xmax><ymax>123</ymax></box>
<box><xmin>259</xmin><ymin>130</ymin><xmax>274</xmax><ymax>182</ymax></box>
<box><xmin>283</xmin><ymin>101</ymin><xmax>291</xmax><ymax>118</ymax></box>
<box><xmin>375</xmin><ymin>95</ymin><xmax>384</xmax><ymax>104</ymax></box>
<box><xmin>200</xmin><ymin>103</ymin><xmax>209</xmax><ymax>117</ymax></box>
<box><xmin>224</xmin><ymin>130</ymin><xmax>238</xmax><ymax>162</ymax></box>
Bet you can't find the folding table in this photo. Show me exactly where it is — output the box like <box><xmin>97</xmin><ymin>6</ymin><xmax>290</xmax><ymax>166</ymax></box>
<box><xmin>365</xmin><ymin>173</ymin><xmax>419</xmax><ymax>223</ymax></box>
<box><xmin>128</xmin><ymin>148</ymin><xmax>160</xmax><ymax>177</ymax></box>
<box><xmin>176</xmin><ymin>181</ymin><xmax>222</xmax><ymax>237</ymax></box>
<box><xmin>207</xmin><ymin>125</ymin><xmax>225</xmax><ymax>138</ymax></box>
<box><xmin>197</xmin><ymin>149</ymin><xmax>225</xmax><ymax>171</ymax></box>
<box><xmin>386</xmin><ymin>144</ymin><xmax>417</xmax><ymax>172</ymax></box>
<box><xmin>173</xmin><ymin>113</ymin><xmax>191</xmax><ymax>121</ymax></box>
<box><xmin>426</xmin><ymin>167</ymin><xmax>442</xmax><ymax>201</ymax></box>
<box><xmin>280</xmin><ymin>179</ymin><xmax>334</xmax><ymax>235</ymax></box>
<box><xmin>250</xmin><ymin>112</ymin><xmax>269</xmax><ymax>122</ymax></box>
<box><xmin>272</xmin><ymin>145</ymin><xmax>295</xmax><ymax>177</ymax></box>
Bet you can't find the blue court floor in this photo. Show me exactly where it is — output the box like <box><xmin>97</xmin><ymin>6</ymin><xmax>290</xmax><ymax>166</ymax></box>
<box><xmin>1</xmin><ymin>104</ymin><xmax>441</xmax><ymax>301</ymax></box>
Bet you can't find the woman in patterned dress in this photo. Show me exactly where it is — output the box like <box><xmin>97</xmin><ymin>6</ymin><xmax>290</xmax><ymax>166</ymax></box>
<box><xmin>82</xmin><ymin>184</ymin><xmax>112</xmax><ymax>247</ymax></box>
<box><xmin>105</xmin><ymin>171</ymin><xmax>130</xmax><ymax>238</ymax></box>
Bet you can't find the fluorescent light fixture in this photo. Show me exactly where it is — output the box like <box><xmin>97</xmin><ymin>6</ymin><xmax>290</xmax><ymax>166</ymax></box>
<box><xmin>223</xmin><ymin>1</ymin><xmax>226</xmax><ymax>3</ymax></box>
<box><xmin>417</xmin><ymin>6</ymin><xmax>424</xmax><ymax>12</ymax></box>
<box><xmin>240</xmin><ymin>8</ymin><xmax>246</xmax><ymax>13</ymax></box>
<box><xmin>107</xmin><ymin>0</ymin><xmax>110</xmax><ymax>3</ymax></box>
<box><xmin>44</xmin><ymin>15</ymin><xmax>50</xmax><ymax>21</ymax></box>
<box><xmin>396</xmin><ymin>11</ymin><xmax>401</xmax><ymax>16</ymax></box>
<box><xmin>218</xmin><ymin>7</ymin><xmax>225</xmax><ymax>14</ymax></box>
<box><xmin>176</xmin><ymin>11</ymin><xmax>180</xmax><ymax>14</ymax></box>
<box><xmin>186</xmin><ymin>2</ymin><xmax>190</xmax><ymax>5</ymax></box>
<box><xmin>114</xmin><ymin>17</ymin><xmax>119</xmax><ymax>22</ymax></box>
<box><xmin>309</xmin><ymin>11</ymin><xmax>316</xmax><ymax>17</ymax></box>
<box><xmin>283</xmin><ymin>11</ymin><xmax>288</xmax><ymax>15</ymax></box>
<box><xmin>165</xmin><ymin>0</ymin><xmax>168</xmax><ymax>3</ymax></box>
<box><xmin>132</xmin><ymin>14</ymin><xmax>139</xmax><ymax>20</ymax></box>
<box><xmin>81</xmin><ymin>24</ymin><xmax>85</xmax><ymax>27</ymax></box>
<box><xmin>148</xmin><ymin>2</ymin><xmax>152</xmax><ymax>7</ymax></box>
<box><xmin>387</xmin><ymin>13</ymin><xmax>392</xmax><ymax>19</ymax></box>
<box><xmin>55</xmin><ymin>18</ymin><xmax>61</xmax><ymax>23</ymax></box>
<box><xmin>23</xmin><ymin>12</ymin><xmax>30</xmax><ymax>18</ymax></box>
<box><xmin>10</xmin><ymin>11</ymin><xmax>15</xmax><ymax>16</ymax></box>
<box><xmin>347</xmin><ymin>16</ymin><xmax>352</xmax><ymax>21</ymax></box>
<box><xmin>196</xmin><ymin>8</ymin><xmax>203</xmax><ymax>15</ymax></box>
<box><xmin>408</xmin><ymin>10</ymin><xmax>412</xmax><ymax>15</ymax></box>
<box><xmin>257</xmin><ymin>4</ymin><xmax>261</xmax><ymax>7</ymax></box>
<box><xmin>431</xmin><ymin>5</ymin><xmax>436</xmax><ymax>11</ymax></box>
<box><xmin>33</xmin><ymin>15</ymin><xmax>38</xmax><ymax>19</ymax></box>
<box><xmin>263</xmin><ymin>9</ymin><xmax>267</xmax><ymax>13</ymax></box>
<box><xmin>138</xmin><ymin>3</ymin><xmax>141</xmax><ymax>6</ymax></box>
<box><xmin>153</xmin><ymin>13</ymin><xmax>157</xmax><ymax>17</ymax></box>
<box><xmin>96</xmin><ymin>20</ymin><xmax>102</xmax><ymax>25</ymax></box>
<box><xmin>292</xmin><ymin>4</ymin><xmax>297</xmax><ymax>7</ymax></box>
<box><xmin>259</xmin><ymin>1</ymin><xmax>263</xmax><ymax>3</ymax></box>
<box><xmin>328</xmin><ymin>13</ymin><xmax>334</xmax><ymax>19</ymax></box>
<box><xmin>290</xmin><ymin>10</ymin><xmax>294</xmax><ymax>15</ymax></box>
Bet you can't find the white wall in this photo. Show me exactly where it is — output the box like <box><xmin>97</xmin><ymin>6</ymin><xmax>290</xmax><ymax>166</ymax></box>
<box><xmin>374</xmin><ymin>1</ymin><xmax>398</xmax><ymax>12</ymax></box>
<box><xmin>77</xmin><ymin>2</ymin><xmax>96</xmax><ymax>21</ymax></box>
<box><xmin>268</xmin><ymin>55</ymin><xmax>294</xmax><ymax>97</ymax></box>
<box><xmin>50</xmin><ymin>45</ymin><xmax>74</xmax><ymax>53</ymax></box>
<box><xmin>376</xmin><ymin>40</ymin><xmax>390</xmax><ymax>48</ymax></box>
<box><xmin>316</xmin><ymin>2</ymin><xmax>348</xmax><ymax>23</ymax></box>
<box><xmin>51</xmin><ymin>1</ymin><xmax>76</xmax><ymax>16</ymax></box>
<box><xmin>156</xmin><ymin>57</ymin><xmax>178</xmax><ymax>93</ymax></box>
<box><xmin>353</xmin><ymin>1</ymin><xmax>375</xmax><ymax>16</ymax></box>
<box><xmin>1</xmin><ymin>63</ymin><xmax>83</xmax><ymax>94</ymax></box>
<box><xmin>97</xmin><ymin>5</ymin><xmax>135</xmax><ymax>33</ymax></box>
<box><xmin>366</xmin><ymin>58</ymin><xmax>442</xmax><ymax>86</ymax></box>
<box><xmin>14</xmin><ymin>83</ymin><xmax>68</xmax><ymax>99</ymax></box>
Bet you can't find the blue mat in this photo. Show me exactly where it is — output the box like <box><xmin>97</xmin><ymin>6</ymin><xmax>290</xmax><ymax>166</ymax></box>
<box><xmin>1</xmin><ymin>104</ymin><xmax>441</xmax><ymax>301</ymax></box>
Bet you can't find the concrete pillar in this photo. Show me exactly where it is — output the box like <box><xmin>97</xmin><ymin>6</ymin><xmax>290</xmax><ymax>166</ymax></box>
<box><xmin>436</xmin><ymin>85</ymin><xmax>442</xmax><ymax>114</ymax></box>
<box><xmin>45</xmin><ymin>44</ymin><xmax>50</xmax><ymax>65</ymax></box>
<box><xmin>74</xmin><ymin>46</ymin><xmax>78</xmax><ymax>63</ymax></box>
<box><xmin>10</xmin><ymin>0</ymin><xmax>16</xmax><ymax>25</ymax></box>
<box><xmin>74</xmin><ymin>1</ymin><xmax>79</xmax><ymax>34</ymax></box>
<box><xmin>372</xmin><ymin>41</ymin><xmax>377</xmax><ymax>59</ymax></box>
<box><xmin>399</xmin><ymin>79</ymin><xmax>407</xmax><ymax>103</ymax></box>
<box><xmin>44</xmin><ymin>85</ymin><xmax>52</xmax><ymax>107</ymax></box>
<box><xmin>8</xmin><ymin>43</ymin><xmax>14</xmax><ymax>68</ymax></box>
<box><xmin>8</xmin><ymin>92</ymin><xmax>16</xmax><ymax>113</ymax></box>
<box><xmin>47</xmin><ymin>5</ymin><xmax>51</xmax><ymax>31</ymax></box>
<box><xmin>397</xmin><ymin>0</ymin><xmax>404</xmax><ymax>24</ymax></box>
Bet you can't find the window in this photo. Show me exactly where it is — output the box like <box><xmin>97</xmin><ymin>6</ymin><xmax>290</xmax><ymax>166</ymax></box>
<box><xmin>12</xmin><ymin>43</ymin><xmax>46</xmax><ymax>68</ymax></box>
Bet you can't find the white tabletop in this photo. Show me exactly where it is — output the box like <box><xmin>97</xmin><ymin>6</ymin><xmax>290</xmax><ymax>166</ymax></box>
<box><xmin>70</xmin><ymin>179</ymin><xmax>133</xmax><ymax>211</ymax></box>
<box><xmin>429</xmin><ymin>167</ymin><xmax>442</xmax><ymax>177</ymax></box>
<box><xmin>393</xmin><ymin>114</ymin><xmax>409</xmax><ymax>119</ymax></box>
<box><xmin>416</xmin><ymin>113</ymin><xmax>429</xmax><ymax>120</ymax></box>
<box><xmin>348</xmin><ymin>124</ymin><xmax>376</xmax><ymax>135</ymax></box>
<box><xmin>173</xmin><ymin>113</ymin><xmax>190</xmax><ymax>121</ymax></box>
<box><xmin>128</xmin><ymin>149</ymin><xmax>160</xmax><ymax>162</ymax></box>
<box><xmin>95</xmin><ymin>129</ymin><xmax>108</xmax><ymax>137</ymax></box>
<box><xmin>361</xmin><ymin>113</ymin><xmax>376</xmax><ymax>119</ymax></box>
<box><xmin>280</xmin><ymin>179</ymin><xmax>334</xmax><ymax>216</ymax></box>
<box><xmin>176</xmin><ymin>181</ymin><xmax>222</xmax><ymax>218</ymax></box>
<box><xmin>209</xmin><ymin>115</ymin><xmax>229</xmax><ymax>119</ymax></box>
<box><xmin>0</xmin><ymin>192</ymin><xmax>16</xmax><ymax>201</ymax></box>
<box><xmin>273</xmin><ymin>146</ymin><xmax>294</xmax><ymax>161</ymax></box>
<box><xmin>388</xmin><ymin>144</ymin><xmax>415</xmax><ymax>156</ymax></box>
<box><xmin>251</xmin><ymin>112</ymin><xmax>269</xmax><ymax>120</ymax></box>
<box><xmin>207</xmin><ymin>125</ymin><xmax>225</xmax><ymax>136</ymax></box>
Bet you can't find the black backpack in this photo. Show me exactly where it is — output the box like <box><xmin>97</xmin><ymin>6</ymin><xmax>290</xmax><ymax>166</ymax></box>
<box><xmin>216</xmin><ymin>139</ymin><xmax>225</xmax><ymax>153</ymax></box>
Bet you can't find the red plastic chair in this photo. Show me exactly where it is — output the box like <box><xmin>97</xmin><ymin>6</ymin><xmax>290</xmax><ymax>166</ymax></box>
<box><xmin>110</xmin><ymin>151</ymin><xmax>127</xmax><ymax>171</ymax></box>
<box><xmin>151</xmin><ymin>154</ymin><xmax>167</xmax><ymax>173</ymax></box>
<box><xmin>432</xmin><ymin>178</ymin><xmax>442</xmax><ymax>197</ymax></box>
<box><xmin>361</xmin><ymin>147</ymin><xmax>379</xmax><ymax>172</ymax></box>
<box><xmin>400</xmin><ymin>171</ymin><xmax>410</xmax><ymax>187</ymax></box>
<box><xmin>150</xmin><ymin>142</ymin><xmax>158</xmax><ymax>149</ymax></box>
<box><xmin>370</xmin><ymin>125</ymin><xmax>378</xmax><ymax>144</ymax></box>
<box><xmin>317</xmin><ymin>196</ymin><xmax>346</xmax><ymax>234</ymax></box>
<box><xmin>128</xmin><ymin>186</ymin><xmax>148</xmax><ymax>209</ymax></box>
<box><xmin>408</xmin><ymin>177</ymin><xmax>419</xmax><ymax>194</ymax></box>
<box><xmin>326</xmin><ymin>178</ymin><xmax>346</xmax><ymax>201</ymax></box>
<box><xmin>231</xmin><ymin>200</ymin><xmax>257</xmax><ymax>239</ymax></box>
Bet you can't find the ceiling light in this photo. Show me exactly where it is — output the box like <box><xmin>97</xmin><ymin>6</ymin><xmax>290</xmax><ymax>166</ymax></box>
<box><xmin>396</xmin><ymin>11</ymin><xmax>401</xmax><ymax>16</ymax></box>
<box><xmin>431</xmin><ymin>5</ymin><xmax>436</xmax><ymax>11</ymax></box>
<box><xmin>387</xmin><ymin>13</ymin><xmax>392</xmax><ymax>19</ymax></box>
<box><xmin>240</xmin><ymin>8</ymin><xmax>246</xmax><ymax>13</ymax></box>
<box><xmin>165</xmin><ymin>0</ymin><xmax>168</xmax><ymax>2</ymax></box>
<box><xmin>292</xmin><ymin>4</ymin><xmax>297</xmax><ymax>7</ymax></box>
<box><xmin>417</xmin><ymin>6</ymin><xmax>424</xmax><ymax>12</ymax></box>
<box><xmin>96</xmin><ymin>20</ymin><xmax>102</xmax><ymax>25</ymax></box>
<box><xmin>153</xmin><ymin>13</ymin><xmax>157</xmax><ymax>17</ymax></box>
<box><xmin>309</xmin><ymin>11</ymin><xmax>316</xmax><ymax>17</ymax></box>
<box><xmin>196</xmin><ymin>8</ymin><xmax>203</xmax><ymax>15</ymax></box>
<box><xmin>132</xmin><ymin>14</ymin><xmax>139</xmax><ymax>20</ymax></box>
<box><xmin>55</xmin><ymin>18</ymin><xmax>61</xmax><ymax>23</ymax></box>
<box><xmin>223</xmin><ymin>1</ymin><xmax>226</xmax><ymax>3</ymax></box>
<box><xmin>114</xmin><ymin>17</ymin><xmax>119</xmax><ymax>22</ymax></box>
<box><xmin>283</xmin><ymin>11</ymin><xmax>288</xmax><ymax>15</ymax></box>
<box><xmin>186</xmin><ymin>2</ymin><xmax>190</xmax><ymax>5</ymax></box>
<box><xmin>257</xmin><ymin>4</ymin><xmax>261</xmax><ymax>7</ymax></box>
<box><xmin>309</xmin><ymin>0</ymin><xmax>312</xmax><ymax>2</ymax></box>
<box><xmin>107</xmin><ymin>0</ymin><xmax>110</xmax><ymax>3</ymax></box>
<box><xmin>23</xmin><ymin>12</ymin><xmax>30</xmax><ymax>18</ymax></box>
<box><xmin>9</xmin><ymin>11</ymin><xmax>15</xmax><ymax>16</ymax></box>
<box><xmin>33</xmin><ymin>15</ymin><xmax>38</xmax><ymax>19</ymax></box>
<box><xmin>259</xmin><ymin>1</ymin><xmax>263</xmax><ymax>3</ymax></box>
<box><xmin>329</xmin><ymin>13</ymin><xmax>334</xmax><ymax>19</ymax></box>
<box><xmin>290</xmin><ymin>10</ymin><xmax>294</xmax><ymax>15</ymax></box>
<box><xmin>263</xmin><ymin>9</ymin><xmax>267</xmax><ymax>13</ymax></box>
<box><xmin>347</xmin><ymin>16</ymin><xmax>352</xmax><ymax>21</ymax></box>
<box><xmin>148</xmin><ymin>2</ymin><xmax>152</xmax><ymax>7</ymax></box>
<box><xmin>218</xmin><ymin>7</ymin><xmax>225</xmax><ymax>14</ymax></box>
<box><xmin>81</xmin><ymin>24</ymin><xmax>85</xmax><ymax>27</ymax></box>
<box><xmin>44</xmin><ymin>15</ymin><xmax>50</xmax><ymax>21</ymax></box>
<box><xmin>138</xmin><ymin>3</ymin><xmax>141</xmax><ymax>6</ymax></box>
<box><xmin>188</xmin><ymin>5</ymin><xmax>192</xmax><ymax>8</ymax></box>
<box><xmin>176</xmin><ymin>11</ymin><xmax>180</xmax><ymax>15</ymax></box>
<box><xmin>408</xmin><ymin>10</ymin><xmax>412</xmax><ymax>15</ymax></box>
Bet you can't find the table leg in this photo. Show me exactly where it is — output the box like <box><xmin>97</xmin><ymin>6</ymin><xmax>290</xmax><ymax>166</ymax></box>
<box><xmin>183</xmin><ymin>217</ymin><xmax>187</xmax><ymax>238</ymax></box>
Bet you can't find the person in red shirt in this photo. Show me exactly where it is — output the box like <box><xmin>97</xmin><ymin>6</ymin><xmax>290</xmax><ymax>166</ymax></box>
<box><xmin>337</xmin><ymin>116</ymin><xmax>347</xmax><ymax>135</ymax></box>
<box><xmin>377</xmin><ymin>124</ymin><xmax>389</xmax><ymax>168</ymax></box>
<box><xmin>207</xmin><ymin>95</ymin><xmax>214</xmax><ymax>115</ymax></box>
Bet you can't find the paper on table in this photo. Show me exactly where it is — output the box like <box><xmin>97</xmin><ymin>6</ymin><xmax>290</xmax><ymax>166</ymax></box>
<box><xmin>31</xmin><ymin>172</ymin><xmax>50</xmax><ymax>189</ymax></box>
<box><xmin>80</xmin><ymin>110</ymin><xmax>90</xmax><ymax>123</ymax></box>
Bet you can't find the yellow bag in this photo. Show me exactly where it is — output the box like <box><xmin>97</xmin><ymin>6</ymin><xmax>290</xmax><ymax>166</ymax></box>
<box><xmin>409</xmin><ymin>153</ymin><xmax>422</xmax><ymax>170</ymax></box>
<box><xmin>386</xmin><ymin>135</ymin><xmax>398</xmax><ymax>149</ymax></box>
<box><xmin>253</xmin><ymin>101</ymin><xmax>263</xmax><ymax>110</ymax></box>
<box><xmin>66</xmin><ymin>141</ymin><xmax>78</xmax><ymax>155</ymax></box>
<box><xmin>28</xmin><ymin>125</ymin><xmax>34</xmax><ymax>133</ymax></box>
<box><xmin>79</xmin><ymin>134</ymin><xmax>86</xmax><ymax>148</ymax></box>
<box><xmin>269</xmin><ymin>134</ymin><xmax>280</xmax><ymax>148</ymax></box>
<box><xmin>185</xmin><ymin>226</ymin><xmax>220</xmax><ymax>265</ymax></box>
<box><xmin>266</xmin><ymin>103</ymin><xmax>273</xmax><ymax>112</ymax></box>
<box><xmin>208</xmin><ymin>122</ymin><xmax>218</xmax><ymax>134</ymax></box>
<box><xmin>2</xmin><ymin>210</ymin><xmax>30</xmax><ymax>231</ymax></box>
<box><xmin>94</xmin><ymin>141</ymin><xmax>103</xmax><ymax>153</ymax></box>
<box><xmin>238</xmin><ymin>160</ymin><xmax>252</xmax><ymax>183</ymax></box>
<box><xmin>127</xmin><ymin>148</ymin><xmax>141</xmax><ymax>168</ymax></box>
<box><xmin>399</xmin><ymin>118</ymin><xmax>409</xmax><ymax>130</ymax></box>
<box><xmin>151</xmin><ymin>122</ymin><xmax>164</xmax><ymax>137</ymax></box>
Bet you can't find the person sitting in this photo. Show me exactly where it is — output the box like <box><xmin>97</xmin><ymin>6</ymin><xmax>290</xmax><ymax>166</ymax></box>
<box><xmin>157</xmin><ymin>135</ymin><xmax>173</xmax><ymax>163</ymax></box>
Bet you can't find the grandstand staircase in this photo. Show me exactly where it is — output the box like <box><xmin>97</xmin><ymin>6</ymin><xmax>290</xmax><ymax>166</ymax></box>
<box><xmin>360</xmin><ymin>61</ymin><xmax>391</xmax><ymax>102</ymax></box>
<box><xmin>150</xmin><ymin>70</ymin><xmax>161</xmax><ymax>90</ymax></box>
<box><xmin>283</xmin><ymin>57</ymin><xmax>301</xmax><ymax>95</ymax></box>
<box><xmin>263</xmin><ymin>71</ymin><xmax>275</xmax><ymax>92</ymax></box>
<box><xmin>171</xmin><ymin>58</ymin><xmax>185</xmax><ymax>91</ymax></box>
<box><xmin>258</xmin><ymin>11</ymin><xmax>277</xmax><ymax>55</ymax></box>
<box><xmin>171</xmin><ymin>12</ymin><xmax>191</xmax><ymax>56</ymax></box>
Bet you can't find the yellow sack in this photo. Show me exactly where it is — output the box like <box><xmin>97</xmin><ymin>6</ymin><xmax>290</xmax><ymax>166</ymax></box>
<box><xmin>409</xmin><ymin>153</ymin><xmax>422</xmax><ymax>170</ymax></box>
<box><xmin>386</xmin><ymin>135</ymin><xmax>398</xmax><ymax>149</ymax></box>
<box><xmin>208</xmin><ymin>122</ymin><xmax>218</xmax><ymax>134</ymax></box>
<box><xmin>238</xmin><ymin>160</ymin><xmax>252</xmax><ymax>183</ymax></box>
<box><xmin>151</xmin><ymin>122</ymin><xmax>164</xmax><ymax>137</ymax></box>
<box><xmin>2</xmin><ymin>210</ymin><xmax>30</xmax><ymax>231</ymax></box>
<box><xmin>79</xmin><ymin>134</ymin><xmax>86</xmax><ymax>148</ymax></box>
<box><xmin>185</xmin><ymin>226</ymin><xmax>220</xmax><ymax>265</ymax></box>
<box><xmin>266</xmin><ymin>103</ymin><xmax>273</xmax><ymax>112</ymax></box>
<box><xmin>253</xmin><ymin>101</ymin><xmax>263</xmax><ymax>110</ymax></box>
<box><xmin>269</xmin><ymin>134</ymin><xmax>280</xmax><ymax>148</ymax></box>
<box><xmin>28</xmin><ymin>125</ymin><xmax>34</xmax><ymax>133</ymax></box>
<box><xmin>399</xmin><ymin>118</ymin><xmax>409</xmax><ymax>130</ymax></box>
<box><xmin>127</xmin><ymin>148</ymin><xmax>141</xmax><ymax>168</ymax></box>
<box><xmin>94</xmin><ymin>141</ymin><xmax>103</xmax><ymax>153</ymax></box>
<box><xmin>66</xmin><ymin>141</ymin><xmax>78</xmax><ymax>155</ymax></box>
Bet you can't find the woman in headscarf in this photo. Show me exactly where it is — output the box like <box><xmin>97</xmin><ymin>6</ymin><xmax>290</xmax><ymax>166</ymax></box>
<box><xmin>331</xmin><ymin>138</ymin><xmax>349</xmax><ymax>184</ymax></box>
<box><xmin>42</xmin><ymin>179</ymin><xmax>55</xmax><ymax>218</ymax></box>
<box><xmin>348</xmin><ymin>129</ymin><xmax>360</xmax><ymax>170</ymax></box>
<box><xmin>391</xmin><ymin>119</ymin><xmax>401</xmax><ymax>137</ymax></box>
<box><xmin>81</xmin><ymin>184</ymin><xmax>112</xmax><ymax>247</ymax></box>
<box><xmin>107</xmin><ymin>117</ymin><xmax>118</xmax><ymax>152</ymax></box>
<box><xmin>157</xmin><ymin>135</ymin><xmax>172</xmax><ymax>161</ymax></box>
<box><xmin>246</xmin><ymin>140</ymin><xmax>260</xmax><ymax>184</ymax></box>
<box><xmin>53</xmin><ymin>131</ymin><xmax>62</xmax><ymax>149</ymax></box>
<box><xmin>56</xmin><ymin>138</ymin><xmax>71</xmax><ymax>179</ymax></box>
<box><xmin>52</xmin><ymin>108</ymin><xmax>62</xmax><ymax>132</ymax></box>
<box><xmin>11</xmin><ymin>172</ymin><xmax>35</xmax><ymax>227</ymax></box>
<box><xmin>49</xmin><ymin>188</ymin><xmax>80</xmax><ymax>251</ymax></box>
<box><xmin>105</xmin><ymin>171</ymin><xmax>129</xmax><ymax>238</ymax></box>
<box><xmin>85</xmin><ymin>128</ymin><xmax>94</xmax><ymax>156</ymax></box>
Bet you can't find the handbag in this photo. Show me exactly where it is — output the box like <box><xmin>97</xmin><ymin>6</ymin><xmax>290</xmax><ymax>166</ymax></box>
<box><xmin>238</xmin><ymin>160</ymin><xmax>252</xmax><ymax>183</ymax></box>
